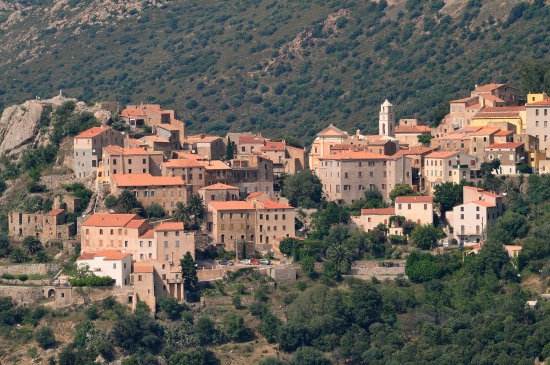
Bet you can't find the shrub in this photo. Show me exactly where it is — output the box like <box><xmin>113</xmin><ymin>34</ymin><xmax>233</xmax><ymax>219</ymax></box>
<box><xmin>104</xmin><ymin>195</ymin><xmax>117</xmax><ymax>209</ymax></box>
<box><xmin>35</xmin><ymin>326</ymin><xmax>56</xmax><ymax>348</ymax></box>
<box><xmin>86</xmin><ymin>306</ymin><xmax>99</xmax><ymax>320</ymax></box>
<box><xmin>18</xmin><ymin>274</ymin><xmax>28</xmax><ymax>282</ymax></box>
<box><xmin>69</xmin><ymin>276</ymin><xmax>114</xmax><ymax>286</ymax></box>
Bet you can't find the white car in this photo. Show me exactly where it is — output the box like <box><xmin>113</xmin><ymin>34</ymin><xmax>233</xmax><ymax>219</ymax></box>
<box><xmin>259</xmin><ymin>259</ymin><xmax>270</xmax><ymax>265</ymax></box>
<box><xmin>240</xmin><ymin>259</ymin><xmax>251</xmax><ymax>265</ymax></box>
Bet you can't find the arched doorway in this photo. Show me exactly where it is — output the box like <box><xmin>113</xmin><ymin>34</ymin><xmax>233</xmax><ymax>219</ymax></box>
<box><xmin>47</xmin><ymin>289</ymin><xmax>55</xmax><ymax>298</ymax></box>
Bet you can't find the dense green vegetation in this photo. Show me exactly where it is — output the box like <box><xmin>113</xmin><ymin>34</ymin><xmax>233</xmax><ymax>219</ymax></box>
<box><xmin>1</xmin><ymin>0</ymin><xmax>550</xmax><ymax>142</ymax></box>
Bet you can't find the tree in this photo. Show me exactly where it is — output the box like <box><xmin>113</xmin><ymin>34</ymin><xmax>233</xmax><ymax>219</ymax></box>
<box><xmin>117</xmin><ymin>189</ymin><xmax>137</xmax><ymax>213</ymax></box>
<box><xmin>310</xmin><ymin>202</ymin><xmax>350</xmax><ymax>238</ymax></box>
<box><xmin>226</xmin><ymin>137</ymin><xmax>234</xmax><ymax>160</ymax></box>
<box><xmin>300</xmin><ymin>256</ymin><xmax>315</xmax><ymax>277</ymax></box>
<box><xmin>194</xmin><ymin>317</ymin><xmax>218</xmax><ymax>346</ymax></box>
<box><xmin>410</xmin><ymin>224</ymin><xmax>446</xmax><ymax>250</ymax></box>
<box><xmin>156</xmin><ymin>297</ymin><xmax>187</xmax><ymax>320</ymax></box>
<box><xmin>476</xmin><ymin>240</ymin><xmax>510</xmax><ymax>277</ymax></box>
<box><xmin>172</xmin><ymin>202</ymin><xmax>190</xmax><ymax>224</ymax></box>
<box><xmin>223</xmin><ymin>313</ymin><xmax>249</xmax><ymax>342</ymax></box>
<box><xmin>112</xmin><ymin>311</ymin><xmax>164</xmax><ymax>354</ymax></box>
<box><xmin>279</xmin><ymin>237</ymin><xmax>299</xmax><ymax>256</ymax></box>
<box><xmin>22</xmin><ymin>236</ymin><xmax>42</xmax><ymax>254</ymax></box>
<box><xmin>146</xmin><ymin>203</ymin><xmax>165</xmax><ymax>219</ymax></box>
<box><xmin>480</xmin><ymin>159</ymin><xmax>501</xmax><ymax>177</ymax></box>
<box><xmin>389</xmin><ymin>183</ymin><xmax>416</xmax><ymax>203</ymax></box>
<box><xmin>187</xmin><ymin>195</ymin><xmax>205</xmax><ymax>229</ymax></box>
<box><xmin>259</xmin><ymin>358</ymin><xmax>285</xmax><ymax>365</ymax></box>
<box><xmin>349</xmin><ymin>283</ymin><xmax>382</xmax><ymax>329</ymax></box>
<box><xmin>180</xmin><ymin>251</ymin><xmax>198</xmax><ymax>290</ymax></box>
<box><xmin>104</xmin><ymin>194</ymin><xmax>117</xmax><ymax>209</ymax></box>
<box><xmin>417</xmin><ymin>134</ymin><xmax>434</xmax><ymax>146</ymax></box>
<box><xmin>291</xmin><ymin>346</ymin><xmax>331</xmax><ymax>365</ymax></box>
<box><xmin>326</xmin><ymin>245</ymin><xmax>353</xmax><ymax>276</ymax></box>
<box><xmin>491</xmin><ymin>211</ymin><xmax>529</xmax><ymax>244</ymax></box>
<box><xmin>0</xmin><ymin>233</ymin><xmax>10</xmax><ymax>257</ymax></box>
<box><xmin>433</xmin><ymin>181</ymin><xmax>467</xmax><ymax>214</ymax></box>
<box><xmin>10</xmin><ymin>248</ymin><xmax>29</xmax><ymax>263</ymax></box>
<box><xmin>281</xmin><ymin>170</ymin><xmax>323</xmax><ymax>208</ymax></box>
<box><xmin>405</xmin><ymin>250</ymin><xmax>442</xmax><ymax>282</ymax></box>
<box><xmin>169</xmin><ymin>348</ymin><xmax>220</xmax><ymax>365</ymax></box>
<box><xmin>35</xmin><ymin>326</ymin><xmax>56</xmax><ymax>348</ymax></box>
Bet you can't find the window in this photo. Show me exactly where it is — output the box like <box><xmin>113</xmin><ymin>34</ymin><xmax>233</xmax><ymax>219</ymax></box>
<box><xmin>476</xmin><ymin>214</ymin><xmax>480</xmax><ymax>219</ymax></box>
<box><xmin>99</xmin><ymin>229</ymin><xmax>103</xmax><ymax>235</ymax></box>
<box><xmin>344</xmin><ymin>172</ymin><xmax>348</xmax><ymax>178</ymax></box>
<box><xmin>113</xmin><ymin>159</ymin><xmax>117</xmax><ymax>165</ymax></box>
<box><xmin>536</xmin><ymin>121</ymin><xmax>539</xmax><ymax>127</ymax></box>
<box><xmin>139</xmin><ymin>241</ymin><xmax>143</xmax><ymax>247</ymax></box>
<box><xmin>461</xmin><ymin>214</ymin><xmax>464</xmax><ymax>219</ymax></box>
<box><xmin>358</xmin><ymin>171</ymin><xmax>362</xmax><ymax>178</ymax></box>
<box><xmin>143</xmin><ymin>158</ymin><xmax>146</xmax><ymax>164</ymax></box>
<box><xmin>282</xmin><ymin>214</ymin><xmax>286</xmax><ymax>219</ymax></box>
<box><xmin>476</xmin><ymin>206</ymin><xmax>480</xmax><ymax>211</ymax></box>
<box><xmin>546</xmin><ymin>121</ymin><xmax>548</xmax><ymax>128</ymax></box>
<box><xmin>221</xmin><ymin>224</ymin><xmax>225</xmax><ymax>230</ymax></box>
<box><xmin>424</xmin><ymin>204</ymin><xmax>427</xmax><ymax>210</ymax></box>
<box><xmin>138</xmin><ymin>275</ymin><xmax>142</xmax><ymax>281</ymax></box>
<box><xmin>259</xmin><ymin>214</ymin><xmax>263</xmax><ymax>219</ymax></box>
<box><xmin>124</xmin><ymin>241</ymin><xmax>128</xmax><ymax>247</ymax></box>
<box><xmin>369</xmin><ymin>171</ymin><xmax>373</xmax><ymax>177</ymax></box>
<box><xmin>536</xmin><ymin>109</ymin><xmax>539</xmax><ymax>116</ymax></box>
<box><xmin>164</xmin><ymin>254</ymin><xmax>169</xmax><ymax>260</ymax></box>
<box><xmin>175</xmin><ymin>240</ymin><xmax>179</xmax><ymax>247</ymax></box>
<box><xmin>113</xmin><ymin>263</ymin><xmax>116</xmax><ymax>269</ymax></box>
<box><xmin>408</xmin><ymin>204</ymin><xmax>411</xmax><ymax>209</ymax></box>
<box><xmin>398</xmin><ymin>204</ymin><xmax>402</xmax><ymax>209</ymax></box>
<box><xmin>175</xmin><ymin>231</ymin><xmax>179</xmax><ymax>236</ymax></box>
<box><xmin>164</xmin><ymin>241</ymin><xmax>168</xmax><ymax>248</ymax></box>
<box><xmin>128</xmin><ymin>159</ymin><xmax>132</xmax><ymax>164</ymax></box>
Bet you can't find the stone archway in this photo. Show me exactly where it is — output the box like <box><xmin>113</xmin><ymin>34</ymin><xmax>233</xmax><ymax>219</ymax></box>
<box><xmin>47</xmin><ymin>289</ymin><xmax>55</xmax><ymax>298</ymax></box>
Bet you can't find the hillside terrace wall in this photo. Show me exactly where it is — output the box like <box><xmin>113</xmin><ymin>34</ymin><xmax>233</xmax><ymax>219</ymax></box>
<box><xmin>0</xmin><ymin>286</ymin><xmax>44</xmax><ymax>305</ymax></box>
<box><xmin>0</xmin><ymin>263</ymin><xmax>60</xmax><ymax>276</ymax></box>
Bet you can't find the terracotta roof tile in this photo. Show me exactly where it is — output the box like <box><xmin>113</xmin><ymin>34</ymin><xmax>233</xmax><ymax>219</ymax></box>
<box><xmin>103</xmin><ymin>146</ymin><xmax>148</xmax><ymax>156</ymax></box>
<box><xmin>208</xmin><ymin>201</ymin><xmax>255</xmax><ymax>211</ymax></box>
<box><xmin>74</xmin><ymin>126</ymin><xmax>110</xmax><ymax>139</ymax></box>
<box><xmin>157</xmin><ymin>123</ymin><xmax>180</xmax><ymax>131</ymax></box>
<box><xmin>185</xmin><ymin>134</ymin><xmax>221</xmax><ymax>143</ymax></box>
<box><xmin>121</xmin><ymin>109</ymin><xmax>147</xmax><ymax>117</ymax></box>
<box><xmin>425</xmin><ymin>151</ymin><xmax>460</xmax><ymax>158</ymax></box>
<box><xmin>392</xmin><ymin>147</ymin><xmax>437</xmax><ymax>157</ymax></box>
<box><xmin>201</xmin><ymin>160</ymin><xmax>232</xmax><ymax>170</ymax></box>
<box><xmin>124</xmin><ymin>219</ymin><xmax>148</xmax><ymax>229</ymax></box>
<box><xmin>396</xmin><ymin>196</ymin><xmax>433</xmax><ymax>203</ymax></box>
<box><xmin>495</xmin><ymin>130</ymin><xmax>514</xmax><ymax>136</ymax></box>
<box><xmin>470</xmin><ymin>127</ymin><xmax>501</xmax><ymax>136</ymax></box>
<box><xmin>45</xmin><ymin>209</ymin><xmax>64</xmax><ymax>216</ymax></box>
<box><xmin>258</xmin><ymin>201</ymin><xmax>294</xmax><ymax>209</ymax></box>
<box><xmin>239</xmin><ymin>136</ymin><xmax>266</xmax><ymax>144</ymax></box>
<box><xmin>139</xmin><ymin>230</ymin><xmax>155</xmax><ymax>239</ymax></box>
<box><xmin>394</xmin><ymin>125</ymin><xmax>431</xmax><ymax>133</ymax></box>
<box><xmin>77</xmin><ymin>252</ymin><xmax>97</xmax><ymax>260</ymax></box>
<box><xmin>451</xmin><ymin>96</ymin><xmax>477</xmax><ymax>103</ymax></box>
<box><xmin>360</xmin><ymin>208</ymin><xmax>395</xmax><ymax>215</ymax></box>
<box><xmin>162</xmin><ymin>159</ymin><xmax>204</xmax><ymax>168</ymax></box>
<box><xmin>82</xmin><ymin>214</ymin><xmax>139</xmax><ymax>227</ymax></box>
<box><xmin>134</xmin><ymin>266</ymin><xmax>154</xmax><ymax>273</ymax></box>
<box><xmin>472</xmin><ymin>201</ymin><xmax>497</xmax><ymax>207</ymax></box>
<box><xmin>526</xmin><ymin>99</ymin><xmax>550</xmax><ymax>106</ymax></box>
<box><xmin>155</xmin><ymin>222</ymin><xmax>184</xmax><ymax>231</ymax></box>
<box><xmin>199</xmin><ymin>183</ymin><xmax>239</xmax><ymax>190</ymax></box>
<box><xmin>481</xmin><ymin>94</ymin><xmax>505</xmax><ymax>103</ymax></box>
<box><xmin>142</xmin><ymin>135</ymin><xmax>170</xmax><ymax>143</ymax></box>
<box><xmin>261</xmin><ymin>142</ymin><xmax>286</xmax><ymax>151</ymax></box>
<box><xmin>113</xmin><ymin>173</ymin><xmax>185</xmax><ymax>187</ymax></box>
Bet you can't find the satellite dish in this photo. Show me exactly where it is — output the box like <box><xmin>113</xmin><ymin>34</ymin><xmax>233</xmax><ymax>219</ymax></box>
<box><xmin>192</xmin><ymin>149</ymin><xmax>196</xmax><ymax>153</ymax></box>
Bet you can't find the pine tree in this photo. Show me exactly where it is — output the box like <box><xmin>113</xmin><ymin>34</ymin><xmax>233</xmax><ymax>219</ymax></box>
<box><xmin>180</xmin><ymin>251</ymin><xmax>198</xmax><ymax>290</ymax></box>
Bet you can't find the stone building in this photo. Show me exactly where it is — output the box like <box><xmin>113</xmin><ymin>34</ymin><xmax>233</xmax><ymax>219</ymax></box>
<box><xmin>73</xmin><ymin>126</ymin><xmax>124</xmax><ymax>178</ymax></box>
<box><xmin>317</xmin><ymin>151</ymin><xmax>413</xmax><ymax>203</ymax></box>
<box><xmin>9</xmin><ymin>209</ymin><xmax>75</xmax><ymax>242</ymax></box>
<box><xmin>230</xmin><ymin>154</ymin><xmax>274</xmax><ymax>197</ymax></box>
<box><xmin>525</xmin><ymin>97</ymin><xmax>550</xmax><ymax>157</ymax></box>
<box><xmin>121</xmin><ymin>104</ymin><xmax>175</xmax><ymax>128</ymax></box>
<box><xmin>183</xmin><ymin>134</ymin><xmax>225</xmax><ymax>160</ymax></box>
<box><xmin>110</xmin><ymin>174</ymin><xmax>189</xmax><ymax>213</ymax></box>
<box><xmin>484</xmin><ymin>142</ymin><xmax>527</xmax><ymax>175</ymax></box>
<box><xmin>198</xmin><ymin>183</ymin><xmax>240</xmax><ymax>206</ymax></box>
<box><xmin>160</xmin><ymin>159</ymin><xmax>205</xmax><ymax>195</ymax></box>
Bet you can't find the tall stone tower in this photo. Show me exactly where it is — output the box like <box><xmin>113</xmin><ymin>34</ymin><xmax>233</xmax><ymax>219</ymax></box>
<box><xmin>379</xmin><ymin>99</ymin><xmax>395</xmax><ymax>138</ymax></box>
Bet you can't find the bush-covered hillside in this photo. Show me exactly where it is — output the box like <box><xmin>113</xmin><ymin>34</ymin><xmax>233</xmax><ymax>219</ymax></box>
<box><xmin>1</xmin><ymin>0</ymin><xmax>550</xmax><ymax>142</ymax></box>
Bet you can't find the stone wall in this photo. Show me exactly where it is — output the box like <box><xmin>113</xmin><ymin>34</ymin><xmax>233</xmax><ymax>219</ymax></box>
<box><xmin>0</xmin><ymin>263</ymin><xmax>60</xmax><ymax>276</ymax></box>
<box><xmin>0</xmin><ymin>286</ymin><xmax>44</xmax><ymax>305</ymax></box>
<box><xmin>268</xmin><ymin>267</ymin><xmax>296</xmax><ymax>282</ymax></box>
<box><xmin>195</xmin><ymin>231</ymin><xmax>210</xmax><ymax>251</ymax></box>
<box><xmin>52</xmin><ymin>285</ymin><xmax>134</xmax><ymax>308</ymax></box>
<box><xmin>198</xmin><ymin>268</ymin><xmax>225</xmax><ymax>281</ymax></box>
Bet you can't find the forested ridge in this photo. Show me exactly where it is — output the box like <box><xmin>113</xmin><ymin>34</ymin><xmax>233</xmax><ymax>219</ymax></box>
<box><xmin>1</xmin><ymin>0</ymin><xmax>550</xmax><ymax>142</ymax></box>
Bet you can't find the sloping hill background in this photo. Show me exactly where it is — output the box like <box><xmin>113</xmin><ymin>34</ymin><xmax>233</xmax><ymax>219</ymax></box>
<box><xmin>0</xmin><ymin>0</ymin><xmax>549</xmax><ymax>144</ymax></box>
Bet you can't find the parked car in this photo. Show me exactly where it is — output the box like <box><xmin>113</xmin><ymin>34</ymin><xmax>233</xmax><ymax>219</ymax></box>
<box><xmin>251</xmin><ymin>259</ymin><xmax>260</xmax><ymax>265</ymax></box>
<box><xmin>239</xmin><ymin>259</ymin><xmax>251</xmax><ymax>265</ymax></box>
<box><xmin>218</xmin><ymin>260</ymin><xmax>234</xmax><ymax>266</ymax></box>
<box><xmin>259</xmin><ymin>259</ymin><xmax>270</xmax><ymax>265</ymax></box>
<box><xmin>443</xmin><ymin>241</ymin><xmax>449</xmax><ymax>248</ymax></box>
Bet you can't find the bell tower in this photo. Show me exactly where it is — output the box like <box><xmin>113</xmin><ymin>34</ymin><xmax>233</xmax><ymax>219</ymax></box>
<box><xmin>379</xmin><ymin>99</ymin><xmax>395</xmax><ymax>138</ymax></box>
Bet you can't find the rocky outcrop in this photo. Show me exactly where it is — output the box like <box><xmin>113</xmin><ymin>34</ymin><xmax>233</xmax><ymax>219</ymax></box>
<box><xmin>0</xmin><ymin>99</ymin><xmax>43</xmax><ymax>156</ymax></box>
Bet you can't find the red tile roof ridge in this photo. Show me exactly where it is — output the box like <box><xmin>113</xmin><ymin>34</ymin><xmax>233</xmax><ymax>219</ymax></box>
<box><xmin>199</xmin><ymin>183</ymin><xmax>239</xmax><ymax>190</ymax></box>
<box><xmin>74</xmin><ymin>126</ymin><xmax>109</xmax><ymax>139</ymax></box>
<box><xmin>396</xmin><ymin>195</ymin><xmax>433</xmax><ymax>203</ymax></box>
<box><xmin>485</xmin><ymin>142</ymin><xmax>524</xmax><ymax>149</ymax></box>
<box><xmin>360</xmin><ymin>207</ymin><xmax>395</xmax><ymax>215</ymax></box>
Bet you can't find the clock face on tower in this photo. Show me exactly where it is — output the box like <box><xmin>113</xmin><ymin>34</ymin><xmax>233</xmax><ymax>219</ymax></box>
<box><xmin>380</xmin><ymin>114</ymin><xmax>386</xmax><ymax>120</ymax></box>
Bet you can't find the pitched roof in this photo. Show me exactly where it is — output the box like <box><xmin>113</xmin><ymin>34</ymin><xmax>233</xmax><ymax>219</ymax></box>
<box><xmin>495</xmin><ymin>130</ymin><xmax>514</xmax><ymax>136</ymax></box>
<box><xmin>74</xmin><ymin>126</ymin><xmax>110</xmax><ymax>139</ymax></box>
<box><xmin>199</xmin><ymin>183</ymin><xmax>239</xmax><ymax>190</ymax></box>
<box><xmin>142</xmin><ymin>135</ymin><xmax>170</xmax><ymax>143</ymax></box>
<box><xmin>425</xmin><ymin>151</ymin><xmax>460</xmax><ymax>158</ymax></box>
<box><xmin>317</xmin><ymin>124</ymin><xmax>347</xmax><ymax>137</ymax></box>
<box><xmin>463</xmin><ymin>186</ymin><xmax>503</xmax><ymax>198</ymax></box>
<box><xmin>474</xmin><ymin>106</ymin><xmax>525</xmax><ymax>118</ymax></box>
<box><xmin>396</xmin><ymin>196</ymin><xmax>433</xmax><ymax>203</ymax></box>
<box><xmin>77</xmin><ymin>252</ymin><xmax>97</xmax><ymax>260</ymax></box>
<box><xmin>485</xmin><ymin>142</ymin><xmax>524</xmax><ymax>149</ymax></box>
<box><xmin>157</xmin><ymin>123</ymin><xmax>180</xmax><ymax>131</ymax></box>
<box><xmin>82</xmin><ymin>214</ymin><xmax>139</xmax><ymax>227</ymax></box>
<box><xmin>320</xmin><ymin>151</ymin><xmax>389</xmax><ymax>160</ymax></box>
<box><xmin>113</xmin><ymin>173</ymin><xmax>185</xmax><ymax>187</ymax></box>
<box><xmin>361</xmin><ymin>208</ymin><xmax>395</xmax><ymax>215</ymax></box>
<box><xmin>162</xmin><ymin>159</ymin><xmax>204</xmax><ymax>168</ymax></box>
<box><xmin>261</xmin><ymin>142</ymin><xmax>286</xmax><ymax>151</ymax></box>
<box><xmin>155</xmin><ymin>222</ymin><xmax>184</xmax><ymax>231</ymax></box>
<box><xmin>121</xmin><ymin>109</ymin><xmax>147</xmax><ymax>117</ymax></box>
<box><xmin>173</xmin><ymin>152</ymin><xmax>207</xmax><ymax>160</ymax></box>
<box><xmin>45</xmin><ymin>209</ymin><xmax>64</xmax><ymax>216</ymax></box>
<box><xmin>103</xmin><ymin>146</ymin><xmax>148</xmax><ymax>156</ymax></box>
<box><xmin>475</xmin><ymin>83</ymin><xmax>505</xmax><ymax>91</ymax></box>
<box><xmin>462</xmin><ymin>126</ymin><xmax>483</xmax><ymax>133</ymax></box>
<box><xmin>481</xmin><ymin>94</ymin><xmax>505</xmax><ymax>103</ymax></box>
<box><xmin>124</xmin><ymin>219</ymin><xmax>148</xmax><ymax>229</ymax></box>
<box><xmin>239</xmin><ymin>136</ymin><xmax>266</xmax><ymax>144</ymax></box>
<box><xmin>526</xmin><ymin>99</ymin><xmax>550</xmax><ymax>106</ymax></box>
<box><xmin>201</xmin><ymin>160</ymin><xmax>232</xmax><ymax>170</ymax></box>
<box><xmin>77</xmin><ymin>250</ymin><xmax>131</xmax><ymax>261</ymax></box>
<box><xmin>471</xmin><ymin>127</ymin><xmax>501</xmax><ymax>136</ymax></box>
<box><xmin>208</xmin><ymin>201</ymin><xmax>255</xmax><ymax>211</ymax></box>
<box><xmin>258</xmin><ymin>201</ymin><xmax>294</xmax><ymax>210</ymax></box>
<box><xmin>185</xmin><ymin>134</ymin><xmax>222</xmax><ymax>143</ymax></box>
<box><xmin>246</xmin><ymin>192</ymin><xmax>265</xmax><ymax>199</ymax></box>
<box><xmin>134</xmin><ymin>266</ymin><xmax>154</xmax><ymax>273</ymax></box>
<box><xmin>392</xmin><ymin>147</ymin><xmax>437</xmax><ymax>158</ymax></box>
<box><xmin>139</xmin><ymin>230</ymin><xmax>155</xmax><ymax>239</ymax></box>
<box><xmin>466</xmin><ymin>103</ymin><xmax>482</xmax><ymax>109</ymax></box>
<box><xmin>472</xmin><ymin>200</ymin><xmax>497</xmax><ymax>208</ymax></box>
<box><xmin>394</xmin><ymin>125</ymin><xmax>431</xmax><ymax>133</ymax></box>
<box><xmin>451</xmin><ymin>96</ymin><xmax>477</xmax><ymax>103</ymax></box>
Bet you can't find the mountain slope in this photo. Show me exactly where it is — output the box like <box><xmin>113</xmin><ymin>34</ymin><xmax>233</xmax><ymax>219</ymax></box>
<box><xmin>0</xmin><ymin>0</ymin><xmax>549</xmax><ymax>144</ymax></box>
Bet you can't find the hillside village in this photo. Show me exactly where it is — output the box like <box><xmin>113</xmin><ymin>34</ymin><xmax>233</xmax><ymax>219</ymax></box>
<box><xmin>4</xmin><ymin>82</ymin><xmax>550</xmax><ymax>312</ymax></box>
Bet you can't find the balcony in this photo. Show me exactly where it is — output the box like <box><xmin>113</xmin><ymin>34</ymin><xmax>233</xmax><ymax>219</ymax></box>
<box><xmin>166</xmin><ymin>278</ymin><xmax>183</xmax><ymax>284</ymax></box>
<box><xmin>452</xmin><ymin>164</ymin><xmax>469</xmax><ymax>169</ymax></box>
